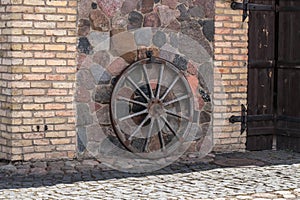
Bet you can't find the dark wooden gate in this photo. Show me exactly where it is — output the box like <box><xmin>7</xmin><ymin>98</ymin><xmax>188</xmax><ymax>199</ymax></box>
<box><xmin>247</xmin><ymin>0</ymin><xmax>300</xmax><ymax>152</ymax></box>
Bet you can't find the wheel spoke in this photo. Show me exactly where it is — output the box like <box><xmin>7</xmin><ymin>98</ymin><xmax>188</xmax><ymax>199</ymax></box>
<box><xmin>160</xmin><ymin>76</ymin><xmax>180</xmax><ymax>101</ymax></box>
<box><xmin>143</xmin><ymin>118</ymin><xmax>154</xmax><ymax>152</ymax></box>
<box><xmin>142</xmin><ymin>64</ymin><xmax>154</xmax><ymax>99</ymax></box>
<box><xmin>156</xmin><ymin>64</ymin><xmax>164</xmax><ymax>98</ymax></box>
<box><xmin>165</xmin><ymin>109</ymin><xmax>190</xmax><ymax>121</ymax></box>
<box><xmin>163</xmin><ymin>94</ymin><xmax>190</xmax><ymax>106</ymax></box>
<box><xmin>117</xmin><ymin>96</ymin><xmax>147</xmax><ymax>107</ymax></box>
<box><xmin>119</xmin><ymin>109</ymin><xmax>148</xmax><ymax>121</ymax></box>
<box><xmin>161</xmin><ymin>116</ymin><xmax>178</xmax><ymax>139</ymax></box>
<box><xmin>156</xmin><ymin>118</ymin><xmax>165</xmax><ymax>150</ymax></box>
<box><xmin>129</xmin><ymin>115</ymin><xmax>150</xmax><ymax>141</ymax></box>
<box><xmin>127</xmin><ymin>76</ymin><xmax>150</xmax><ymax>101</ymax></box>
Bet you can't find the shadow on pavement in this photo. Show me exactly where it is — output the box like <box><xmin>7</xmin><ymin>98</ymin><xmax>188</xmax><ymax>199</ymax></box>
<box><xmin>0</xmin><ymin>150</ymin><xmax>299</xmax><ymax>190</ymax></box>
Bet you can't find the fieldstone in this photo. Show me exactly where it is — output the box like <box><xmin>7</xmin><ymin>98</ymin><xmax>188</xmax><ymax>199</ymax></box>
<box><xmin>121</xmin><ymin>0</ymin><xmax>138</xmax><ymax>15</ymax></box>
<box><xmin>78</xmin><ymin>0</ymin><xmax>93</xmax><ymax>18</ymax></box>
<box><xmin>94</xmin><ymin>85</ymin><xmax>113</xmax><ymax>104</ymax></box>
<box><xmin>137</xmin><ymin>47</ymin><xmax>160</xmax><ymax>60</ymax></box>
<box><xmin>138</xmin><ymin>0</ymin><xmax>154</xmax><ymax>14</ymax></box>
<box><xmin>75</xmin><ymin>86</ymin><xmax>90</xmax><ymax>103</ymax></box>
<box><xmin>86</xmin><ymin>125</ymin><xmax>105</xmax><ymax>142</ymax></box>
<box><xmin>90</xmin><ymin>63</ymin><xmax>104</xmax><ymax>82</ymax></box>
<box><xmin>77</xmin><ymin>69</ymin><xmax>95</xmax><ymax>90</ymax></box>
<box><xmin>87</xmin><ymin>31</ymin><xmax>110</xmax><ymax>51</ymax></box>
<box><xmin>89</xmin><ymin>102</ymin><xmax>102</xmax><ymax>113</ymax></box>
<box><xmin>187</xmin><ymin>62</ymin><xmax>197</xmax><ymax>75</ymax></box>
<box><xmin>79</xmin><ymin>55</ymin><xmax>93</xmax><ymax>69</ymax></box>
<box><xmin>91</xmin><ymin>2</ymin><xmax>97</xmax><ymax>9</ymax></box>
<box><xmin>202</xmin><ymin>20</ymin><xmax>214</xmax><ymax>42</ymax></box>
<box><xmin>200</xmin><ymin>111</ymin><xmax>211</xmax><ymax>123</ymax></box>
<box><xmin>156</xmin><ymin>5</ymin><xmax>180</xmax><ymax>27</ymax></box>
<box><xmin>76</xmin><ymin>104</ymin><xmax>93</xmax><ymax>126</ymax></box>
<box><xmin>111</xmin><ymin>31</ymin><xmax>136</xmax><ymax>57</ymax></box>
<box><xmin>154</xmin><ymin>0</ymin><xmax>160</xmax><ymax>3</ymax></box>
<box><xmin>93</xmin><ymin>51</ymin><xmax>110</xmax><ymax>67</ymax></box>
<box><xmin>112</xmin><ymin>15</ymin><xmax>127</xmax><ymax>29</ymax></box>
<box><xmin>78</xmin><ymin>19</ymin><xmax>90</xmax><ymax>36</ymax></box>
<box><xmin>78</xmin><ymin>37</ymin><xmax>93</xmax><ymax>55</ymax></box>
<box><xmin>89</xmin><ymin>9</ymin><xmax>110</xmax><ymax>31</ymax></box>
<box><xmin>161</xmin><ymin>0</ymin><xmax>177</xmax><ymax>9</ymax></box>
<box><xmin>121</xmin><ymin>51</ymin><xmax>137</xmax><ymax>63</ymax></box>
<box><xmin>197</xmin><ymin>96</ymin><xmax>205</xmax><ymax>111</ymax></box>
<box><xmin>170</xmin><ymin>32</ymin><xmax>178</xmax><ymax>48</ymax></box>
<box><xmin>181</xmin><ymin>19</ymin><xmax>205</xmax><ymax>43</ymax></box>
<box><xmin>96</xmin><ymin>0</ymin><xmax>123</xmax><ymax>18</ymax></box>
<box><xmin>134</xmin><ymin>28</ymin><xmax>152</xmax><ymax>46</ymax></box>
<box><xmin>199</xmin><ymin>62</ymin><xmax>213</xmax><ymax>92</ymax></box>
<box><xmin>77</xmin><ymin>126</ymin><xmax>87</xmax><ymax>153</ymax></box>
<box><xmin>173</xmin><ymin>54</ymin><xmax>188</xmax><ymax>71</ymax></box>
<box><xmin>127</xmin><ymin>11</ymin><xmax>143</xmax><ymax>30</ymax></box>
<box><xmin>0</xmin><ymin>164</ymin><xmax>17</xmax><ymax>174</ymax></box>
<box><xmin>153</xmin><ymin>31</ymin><xmax>166</xmax><ymax>48</ymax></box>
<box><xmin>188</xmin><ymin>6</ymin><xmax>205</xmax><ymax>18</ymax></box>
<box><xmin>176</xmin><ymin>4</ymin><xmax>190</xmax><ymax>21</ymax></box>
<box><xmin>193</xmin><ymin>0</ymin><xmax>214</xmax><ymax>18</ymax></box>
<box><xmin>98</xmin><ymin>71</ymin><xmax>112</xmax><ymax>84</ymax></box>
<box><xmin>167</xmin><ymin>19</ymin><xmax>181</xmax><ymax>31</ymax></box>
<box><xmin>143</xmin><ymin>12</ymin><xmax>161</xmax><ymax>27</ymax></box>
<box><xmin>203</xmin><ymin>102</ymin><xmax>212</xmax><ymax>113</ymax></box>
<box><xmin>107</xmin><ymin>57</ymin><xmax>128</xmax><ymax>76</ymax></box>
<box><xmin>77</xmin><ymin>53</ymin><xmax>87</xmax><ymax>70</ymax></box>
<box><xmin>96</xmin><ymin>105</ymin><xmax>111</xmax><ymax>125</ymax></box>
<box><xmin>178</xmin><ymin>34</ymin><xmax>211</xmax><ymax>64</ymax></box>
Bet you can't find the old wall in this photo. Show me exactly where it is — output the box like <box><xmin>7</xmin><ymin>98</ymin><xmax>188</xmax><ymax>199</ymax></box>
<box><xmin>0</xmin><ymin>0</ymin><xmax>248</xmax><ymax>161</ymax></box>
<box><xmin>0</xmin><ymin>0</ymin><xmax>77</xmax><ymax>160</ymax></box>
<box><xmin>213</xmin><ymin>0</ymin><xmax>248</xmax><ymax>152</ymax></box>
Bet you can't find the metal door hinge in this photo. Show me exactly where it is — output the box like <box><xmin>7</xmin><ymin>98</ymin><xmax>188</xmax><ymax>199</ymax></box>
<box><xmin>231</xmin><ymin>0</ymin><xmax>274</xmax><ymax>22</ymax></box>
<box><xmin>229</xmin><ymin>104</ymin><xmax>274</xmax><ymax>134</ymax></box>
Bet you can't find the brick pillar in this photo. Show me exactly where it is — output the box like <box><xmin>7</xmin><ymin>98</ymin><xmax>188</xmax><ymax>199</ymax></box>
<box><xmin>0</xmin><ymin>0</ymin><xmax>77</xmax><ymax>160</ymax></box>
<box><xmin>213</xmin><ymin>0</ymin><xmax>248</xmax><ymax>152</ymax></box>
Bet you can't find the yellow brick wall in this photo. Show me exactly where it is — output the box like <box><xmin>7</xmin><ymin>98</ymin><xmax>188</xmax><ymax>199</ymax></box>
<box><xmin>0</xmin><ymin>0</ymin><xmax>77</xmax><ymax>160</ymax></box>
<box><xmin>213</xmin><ymin>0</ymin><xmax>248</xmax><ymax>152</ymax></box>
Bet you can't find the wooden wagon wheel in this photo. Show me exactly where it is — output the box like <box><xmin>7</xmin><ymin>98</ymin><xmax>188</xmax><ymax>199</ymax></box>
<box><xmin>110</xmin><ymin>56</ymin><xmax>194</xmax><ymax>158</ymax></box>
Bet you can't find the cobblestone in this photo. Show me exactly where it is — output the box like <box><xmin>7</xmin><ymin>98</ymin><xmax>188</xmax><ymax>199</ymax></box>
<box><xmin>0</xmin><ymin>150</ymin><xmax>299</xmax><ymax>199</ymax></box>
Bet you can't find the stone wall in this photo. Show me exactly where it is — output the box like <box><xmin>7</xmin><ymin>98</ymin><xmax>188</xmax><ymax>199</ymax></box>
<box><xmin>213</xmin><ymin>0</ymin><xmax>248</xmax><ymax>152</ymax></box>
<box><xmin>0</xmin><ymin>0</ymin><xmax>249</xmax><ymax>161</ymax></box>
<box><xmin>0</xmin><ymin>0</ymin><xmax>77</xmax><ymax>160</ymax></box>
<box><xmin>76</xmin><ymin>0</ymin><xmax>215</xmax><ymax>163</ymax></box>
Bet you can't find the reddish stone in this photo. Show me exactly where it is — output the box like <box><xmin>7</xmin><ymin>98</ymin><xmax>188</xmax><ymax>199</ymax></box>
<box><xmin>138</xmin><ymin>0</ymin><xmax>154</xmax><ymax>14</ymax></box>
<box><xmin>80</xmin><ymin>56</ymin><xmax>93</xmax><ymax>69</ymax></box>
<box><xmin>75</xmin><ymin>87</ymin><xmax>91</xmax><ymax>103</ymax></box>
<box><xmin>89</xmin><ymin>102</ymin><xmax>102</xmax><ymax>113</ymax></box>
<box><xmin>166</xmin><ymin>19</ymin><xmax>181</xmax><ymax>31</ymax></box>
<box><xmin>89</xmin><ymin>10</ymin><xmax>110</xmax><ymax>31</ymax></box>
<box><xmin>156</xmin><ymin>5</ymin><xmax>180</xmax><ymax>27</ymax></box>
<box><xmin>96</xmin><ymin>0</ymin><xmax>123</xmax><ymax>18</ymax></box>
<box><xmin>161</xmin><ymin>0</ymin><xmax>178</xmax><ymax>9</ymax></box>
<box><xmin>187</xmin><ymin>61</ymin><xmax>197</xmax><ymax>75</ymax></box>
<box><xmin>93</xmin><ymin>51</ymin><xmax>110</xmax><ymax>68</ymax></box>
<box><xmin>107</xmin><ymin>57</ymin><xmax>128</xmax><ymax>76</ymax></box>
<box><xmin>144</xmin><ymin>12</ymin><xmax>161</xmax><ymax>27</ymax></box>
<box><xmin>77</xmin><ymin>53</ymin><xmax>87</xmax><ymax>70</ymax></box>
<box><xmin>78</xmin><ymin>0</ymin><xmax>93</xmax><ymax>18</ymax></box>
<box><xmin>198</xmin><ymin>96</ymin><xmax>205</xmax><ymax>111</ymax></box>
<box><xmin>121</xmin><ymin>0</ymin><xmax>138</xmax><ymax>15</ymax></box>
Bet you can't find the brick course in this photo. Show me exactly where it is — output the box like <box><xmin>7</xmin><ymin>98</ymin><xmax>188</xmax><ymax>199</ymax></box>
<box><xmin>213</xmin><ymin>0</ymin><xmax>248</xmax><ymax>152</ymax></box>
<box><xmin>0</xmin><ymin>0</ymin><xmax>77</xmax><ymax>160</ymax></box>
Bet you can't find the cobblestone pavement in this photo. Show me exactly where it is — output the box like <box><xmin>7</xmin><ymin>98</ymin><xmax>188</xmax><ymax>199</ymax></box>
<box><xmin>0</xmin><ymin>150</ymin><xmax>299</xmax><ymax>199</ymax></box>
